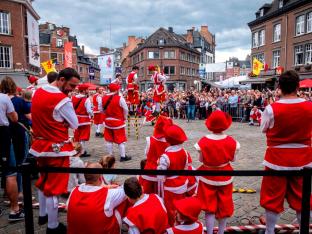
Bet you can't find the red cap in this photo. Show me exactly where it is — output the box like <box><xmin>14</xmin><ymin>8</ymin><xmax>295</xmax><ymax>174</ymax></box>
<box><xmin>153</xmin><ymin>116</ymin><xmax>173</xmax><ymax>138</ymax></box>
<box><xmin>174</xmin><ymin>197</ymin><xmax>201</xmax><ymax>222</ymax></box>
<box><xmin>28</xmin><ymin>75</ymin><xmax>38</xmax><ymax>84</ymax></box>
<box><xmin>205</xmin><ymin>110</ymin><xmax>232</xmax><ymax>133</ymax></box>
<box><xmin>148</xmin><ymin>65</ymin><xmax>156</xmax><ymax>71</ymax></box>
<box><xmin>108</xmin><ymin>83</ymin><xmax>120</xmax><ymax>92</ymax></box>
<box><xmin>77</xmin><ymin>83</ymin><xmax>89</xmax><ymax>91</ymax></box>
<box><xmin>164</xmin><ymin>124</ymin><xmax>187</xmax><ymax>145</ymax></box>
<box><xmin>16</xmin><ymin>87</ymin><xmax>22</xmax><ymax>93</ymax></box>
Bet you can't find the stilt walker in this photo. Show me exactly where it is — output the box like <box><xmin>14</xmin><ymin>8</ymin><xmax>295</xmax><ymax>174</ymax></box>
<box><xmin>148</xmin><ymin>65</ymin><xmax>168</xmax><ymax>114</ymax></box>
<box><xmin>72</xmin><ymin>84</ymin><xmax>93</xmax><ymax>157</ymax></box>
<box><xmin>102</xmin><ymin>83</ymin><xmax>132</xmax><ymax>162</ymax></box>
<box><xmin>93</xmin><ymin>86</ymin><xmax>104</xmax><ymax>137</ymax></box>
<box><xmin>259</xmin><ymin>71</ymin><xmax>312</xmax><ymax>234</ymax></box>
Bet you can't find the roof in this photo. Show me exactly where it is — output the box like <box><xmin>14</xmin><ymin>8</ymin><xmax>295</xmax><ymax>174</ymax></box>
<box><xmin>39</xmin><ymin>33</ymin><xmax>50</xmax><ymax>44</ymax></box>
<box><xmin>130</xmin><ymin>27</ymin><xmax>199</xmax><ymax>56</ymax></box>
<box><xmin>248</xmin><ymin>0</ymin><xmax>310</xmax><ymax>27</ymax></box>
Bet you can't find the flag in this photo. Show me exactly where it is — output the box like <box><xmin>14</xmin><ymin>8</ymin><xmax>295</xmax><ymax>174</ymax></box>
<box><xmin>41</xmin><ymin>60</ymin><xmax>57</xmax><ymax>74</ymax></box>
<box><xmin>64</xmin><ymin>42</ymin><xmax>73</xmax><ymax>68</ymax></box>
<box><xmin>252</xmin><ymin>58</ymin><xmax>264</xmax><ymax>76</ymax></box>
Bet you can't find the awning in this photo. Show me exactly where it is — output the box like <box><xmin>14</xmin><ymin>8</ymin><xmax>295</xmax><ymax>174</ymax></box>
<box><xmin>0</xmin><ymin>72</ymin><xmax>29</xmax><ymax>88</ymax></box>
<box><xmin>240</xmin><ymin>77</ymin><xmax>275</xmax><ymax>84</ymax></box>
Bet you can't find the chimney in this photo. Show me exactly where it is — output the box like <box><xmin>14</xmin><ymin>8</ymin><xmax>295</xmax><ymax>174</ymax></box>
<box><xmin>168</xmin><ymin>27</ymin><xmax>173</xmax><ymax>33</ymax></box>
<box><xmin>128</xmin><ymin>36</ymin><xmax>136</xmax><ymax>44</ymax></box>
<box><xmin>200</xmin><ymin>25</ymin><xmax>208</xmax><ymax>33</ymax></box>
<box><xmin>186</xmin><ymin>29</ymin><xmax>194</xmax><ymax>44</ymax></box>
<box><xmin>123</xmin><ymin>42</ymin><xmax>126</xmax><ymax>48</ymax></box>
<box><xmin>82</xmin><ymin>45</ymin><xmax>85</xmax><ymax>55</ymax></box>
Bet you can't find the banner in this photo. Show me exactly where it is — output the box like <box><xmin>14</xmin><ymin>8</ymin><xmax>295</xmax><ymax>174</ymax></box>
<box><xmin>64</xmin><ymin>42</ymin><xmax>73</xmax><ymax>68</ymax></box>
<box><xmin>27</xmin><ymin>11</ymin><xmax>40</xmax><ymax>67</ymax></box>
<box><xmin>98</xmin><ymin>54</ymin><xmax>115</xmax><ymax>85</ymax></box>
<box><xmin>41</xmin><ymin>60</ymin><xmax>57</xmax><ymax>74</ymax></box>
<box><xmin>252</xmin><ymin>58</ymin><xmax>264</xmax><ymax>76</ymax></box>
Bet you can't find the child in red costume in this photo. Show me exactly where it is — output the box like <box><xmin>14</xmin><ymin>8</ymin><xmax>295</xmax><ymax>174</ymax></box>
<box><xmin>166</xmin><ymin>197</ymin><xmax>204</xmax><ymax>234</ymax></box>
<box><xmin>194</xmin><ymin>110</ymin><xmax>240</xmax><ymax>234</ymax></box>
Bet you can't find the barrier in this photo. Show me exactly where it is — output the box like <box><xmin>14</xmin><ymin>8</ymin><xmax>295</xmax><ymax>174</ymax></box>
<box><xmin>19</xmin><ymin>164</ymin><xmax>311</xmax><ymax>234</ymax></box>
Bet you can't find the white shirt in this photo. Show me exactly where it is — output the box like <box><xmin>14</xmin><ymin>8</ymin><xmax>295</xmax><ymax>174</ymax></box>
<box><xmin>0</xmin><ymin>93</ymin><xmax>15</xmax><ymax>126</ymax></box>
<box><xmin>68</xmin><ymin>157</ymin><xmax>85</xmax><ymax>192</ymax></box>
<box><xmin>42</xmin><ymin>85</ymin><xmax>78</xmax><ymax>129</ymax></box>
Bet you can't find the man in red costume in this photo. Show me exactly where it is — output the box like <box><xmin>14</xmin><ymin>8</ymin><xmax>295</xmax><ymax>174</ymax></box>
<box><xmin>102</xmin><ymin>83</ymin><xmax>131</xmax><ymax>162</ymax></box>
<box><xmin>72</xmin><ymin>83</ymin><xmax>93</xmax><ymax>157</ymax></box>
<box><xmin>26</xmin><ymin>75</ymin><xmax>38</xmax><ymax>92</ymax></box>
<box><xmin>123</xmin><ymin>177</ymin><xmax>168</xmax><ymax>234</ymax></box>
<box><xmin>30</xmin><ymin>68</ymin><xmax>80</xmax><ymax>233</ymax></box>
<box><xmin>260</xmin><ymin>70</ymin><xmax>312</xmax><ymax>234</ymax></box>
<box><xmin>148</xmin><ymin>65</ymin><xmax>168</xmax><ymax>114</ymax></box>
<box><xmin>93</xmin><ymin>86</ymin><xmax>104</xmax><ymax>137</ymax></box>
<box><xmin>126</xmin><ymin>66</ymin><xmax>140</xmax><ymax>107</ymax></box>
<box><xmin>67</xmin><ymin>162</ymin><xmax>126</xmax><ymax>234</ymax></box>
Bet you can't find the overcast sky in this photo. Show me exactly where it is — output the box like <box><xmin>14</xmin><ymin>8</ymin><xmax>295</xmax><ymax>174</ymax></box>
<box><xmin>33</xmin><ymin>0</ymin><xmax>268</xmax><ymax>62</ymax></box>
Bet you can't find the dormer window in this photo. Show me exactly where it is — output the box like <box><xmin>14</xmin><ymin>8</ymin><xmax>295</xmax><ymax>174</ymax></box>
<box><xmin>279</xmin><ymin>0</ymin><xmax>283</xmax><ymax>8</ymax></box>
<box><xmin>158</xmin><ymin>39</ymin><xmax>165</xmax><ymax>45</ymax></box>
<box><xmin>260</xmin><ymin>9</ymin><xmax>264</xmax><ymax>17</ymax></box>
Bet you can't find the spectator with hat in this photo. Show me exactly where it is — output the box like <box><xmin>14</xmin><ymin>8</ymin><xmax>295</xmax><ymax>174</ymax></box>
<box><xmin>166</xmin><ymin>197</ymin><xmax>204</xmax><ymax>234</ymax></box>
<box><xmin>27</xmin><ymin>75</ymin><xmax>38</xmax><ymax>92</ymax></box>
<box><xmin>157</xmin><ymin>123</ymin><xmax>193</xmax><ymax>226</ymax></box>
<box><xmin>194</xmin><ymin>110</ymin><xmax>240</xmax><ymax>234</ymax></box>
<box><xmin>72</xmin><ymin>83</ymin><xmax>93</xmax><ymax>157</ymax></box>
<box><xmin>102</xmin><ymin>83</ymin><xmax>131</xmax><ymax>162</ymax></box>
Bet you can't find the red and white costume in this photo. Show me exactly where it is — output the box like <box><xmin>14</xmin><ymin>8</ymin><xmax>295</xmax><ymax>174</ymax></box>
<box><xmin>140</xmin><ymin>116</ymin><xmax>171</xmax><ymax>194</ymax></box>
<box><xmin>166</xmin><ymin>222</ymin><xmax>204</xmax><ymax>234</ymax></box>
<box><xmin>151</xmin><ymin>71</ymin><xmax>167</xmax><ymax>103</ymax></box>
<box><xmin>123</xmin><ymin>194</ymin><xmax>168</xmax><ymax>234</ymax></box>
<box><xmin>194</xmin><ymin>134</ymin><xmax>240</xmax><ymax>219</ymax></box>
<box><xmin>93</xmin><ymin>92</ymin><xmax>104</xmax><ymax>125</ymax></box>
<box><xmin>30</xmin><ymin>85</ymin><xmax>78</xmax><ymax>196</ymax></box>
<box><xmin>157</xmin><ymin>124</ymin><xmax>191</xmax><ymax>226</ymax></box>
<box><xmin>72</xmin><ymin>93</ymin><xmax>93</xmax><ymax>142</ymax></box>
<box><xmin>67</xmin><ymin>184</ymin><xmax>126</xmax><ymax>234</ymax></box>
<box><xmin>126</xmin><ymin>71</ymin><xmax>139</xmax><ymax>105</ymax></box>
<box><xmin>102</xmin><ymin>86</ymin><xmax>128</xmax><ymax>145</ymax></box>
<box><xmin>249</xmin><ymin>107</ymin><xmax>262</xmax><ymax>125</ymax></box>
<box><xmin>166</xmin><ymin>197</ymin><xmax>204</xmax><ymax>234</ymax></box>
<box><xmin>26</xmin><ymin>75</ymin><xmax>38</xmax><ymax>92</ymax></box>
<box><xmin>260</xmin><ymin>98</ymin><xmax>312</xmax><ymax>213</ymax></box>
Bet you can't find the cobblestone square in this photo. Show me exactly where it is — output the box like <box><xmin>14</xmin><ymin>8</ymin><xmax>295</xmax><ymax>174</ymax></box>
<box><xmin>0</xmin><ymin>119</ymin><xmax>300</xmax><ymax>233</ymax></box>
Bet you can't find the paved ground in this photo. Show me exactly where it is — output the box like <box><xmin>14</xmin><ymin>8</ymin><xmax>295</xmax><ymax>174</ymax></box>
<box><xmin>0</xmin><ymin>119</ymin><xmax>299</xmax><ymax>233</ymax></box>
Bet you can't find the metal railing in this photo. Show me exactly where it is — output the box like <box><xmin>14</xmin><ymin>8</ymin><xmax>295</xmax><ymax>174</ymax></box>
<box><xmin>19</xmin><ymin>163</ymin><xmax>311</xmax><ymax>234</ymax></box>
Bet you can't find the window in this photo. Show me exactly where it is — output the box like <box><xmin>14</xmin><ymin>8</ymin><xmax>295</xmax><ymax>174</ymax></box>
<box><xmin>294</xmin><ymin>45</ymin><xmax>304</xmax><ymax>65</ymax></box>
<box><xmin>164</xmin><ymin>66</ymin><xmax>175</xmax><ymax>75</ymax></box>
<box><xmin>50</xmin><ymin>53</ymin><xmax>58</xmax><ymax>64</ymax></box>
<box><xmin>79</xmin><ymin>66</ymin><xmax>83</xmax><ymax>73</ymax></box>
<box><xmin>158</xmin><ymin>39</ymin><xmax>165</xmax><ymax>45</ymax></box>
<box><xmin>56</xmin><ymin>39</ymin><xmax>63</xmax><ymax>47</ymax></box>
<box><xmin>253</xmin><ymin>53</ymin><xmax>265</xmax><ymax>64</ymax></box>
<box><xmin>180</xmin><ymin>52</ymin><xmax>186</xmax><ymax>60</ymax></box>
<box><xmin>272</xmin><ymin>50</ymin><xmax>280</xmax><ymax>68</ymax></box>
<box><xmin>307</xmin><ymin>12</ymin><xmax>312</xmax><ymax>33</ymax></box>
<box><xmin>164</xmin><ymin>51</ymin><xmax>175</xmax><ymax>59</ymax></box>
<box><xmin>273</xmin><ymin>24</ymin><xmax>281</xmax><ymax>42</ymax></box>
<box><xmin>140</xmin><ymin>52</ymin><xmax>144</xmax><ymax>61</ymax></box>
<box><xmin>58</xmin><ymin>53</ymin><xmax>64</xmax><ymax>64</ymax></box>
<box><xmin>252</xmin><ymin>32</ymin><xmax>259</xmax><ymax>48</ymax></box>
<box><xmin>0</xmin><ymin>45</ymin><xmax>12</xmax><ymax>68</ymax></box>
<box><xmin>278</xmin><ymin>0</ymin><xmax>283</xmax><ymax>8</ymax></box>
<box><xmin>0</xmin><ymin>12</ymin><xmax>10</xmax><ymax>35</ymax></box>
<box><xmin>305</xmin><ymin>44</ymin><xmax>312</xmax><ymax>64</ymax></box>
<box><xmin>148</xmin><ymin>51</ymin><xmax>159</xmax><ymax>59</ymax></box>
<box><xmin>260</xmin><ymin>9</ymin><xmax>264</xmax><ymax>17</ymax></box>
<box><xmin>296</xmin><ymin>15</ymin><xmax>305</xmax><ymax>35</ymax></box>
<box><xmin>259</xmin><ymin>30</ymin><xmax>265</xmax><ymax>46</ymax></box>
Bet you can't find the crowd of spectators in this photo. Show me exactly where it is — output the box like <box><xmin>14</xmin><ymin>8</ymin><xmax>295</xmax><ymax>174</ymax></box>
<box><xmin>138</xmin><ymin>87</ymin><xmax>312</xmax><ymax>122</ymax></box>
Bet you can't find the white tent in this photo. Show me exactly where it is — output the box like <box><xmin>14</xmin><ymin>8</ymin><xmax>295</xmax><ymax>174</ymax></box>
<box><xmin>37</xmin><ymin>76</ymin><xmax>48</xmax><ymax>88</ymax></box>
<box><xmin>215</xmin><ymin>75</ymin><xmax>249</xmax><ymax>89</ymax></box>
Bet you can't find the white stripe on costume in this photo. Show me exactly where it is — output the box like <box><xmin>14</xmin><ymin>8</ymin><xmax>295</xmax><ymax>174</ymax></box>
<box><xmin>198</xmin><ymin>176</ymin><xmax>233</xmax><ymax>186</ymax></box>
<box><xmin>29</xmin><ymin>149</ymin><xmax>76</xmax><ymax>157</ymax></box>
<box><xmin>263</xmin><ymin>160</ymin><xmax>312</xmax><ymax>170</ymax></box>
<box><xmin>174</xmin><ymin>222</ymin><xmax>200</xmax><ymax>231</ymax></box>
<box><xmin>164</xmin><ymin>180</ymin><xmax>188</xmax><ymax>194</ymax></box>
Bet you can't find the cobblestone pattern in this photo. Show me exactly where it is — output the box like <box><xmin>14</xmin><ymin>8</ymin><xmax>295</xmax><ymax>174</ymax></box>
<box><xmin>0</xmin><ymin>120</ymin><xmax>299</xmax><ymax>233</ymax></box>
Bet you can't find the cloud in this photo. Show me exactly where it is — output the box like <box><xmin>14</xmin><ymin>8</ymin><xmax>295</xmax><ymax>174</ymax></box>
<box><xmin>33</xmin><ymin>0</ymin><xmax>267</xmax><ymax>62</ymax></box>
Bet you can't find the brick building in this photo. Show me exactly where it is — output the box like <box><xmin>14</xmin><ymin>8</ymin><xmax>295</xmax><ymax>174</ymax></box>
<box><xmin>128</xmin><ymin>27</ymin><xmax>200</xmax><ymax>92</ymax></box>
<box><xmin>0</xmin><ymin>0</ymin><xmax>40</xmax><ymax>87</ymax></box>
<box><xmin>246</xmin><ymin>0</ymin><xmax>312</xmax><ymax>88</ymax></box>
<box><xmin>39</xmin><ymin>22</ymin><xmax>78</xmax><ymax>76</ymax></box>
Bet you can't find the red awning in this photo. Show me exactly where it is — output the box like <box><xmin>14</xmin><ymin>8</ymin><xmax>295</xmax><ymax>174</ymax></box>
<box><xmin>299</xmin><ymin>79</ymin><xmax>312</xmax><ymax>88</ymax></box>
